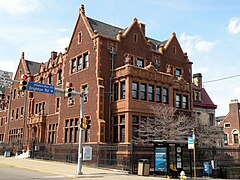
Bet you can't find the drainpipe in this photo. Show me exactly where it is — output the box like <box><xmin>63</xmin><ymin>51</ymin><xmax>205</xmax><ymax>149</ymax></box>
<box><xmin>109</xmin><ymin>47</ymin><xmax>115</xmax><ymax>143</ymax></box>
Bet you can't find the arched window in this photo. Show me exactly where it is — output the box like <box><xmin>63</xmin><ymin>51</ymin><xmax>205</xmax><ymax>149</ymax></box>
<box><xmin>232</xmin><ymin>130</ymin><xmax>239</xmax><ymax>144</ymax></box>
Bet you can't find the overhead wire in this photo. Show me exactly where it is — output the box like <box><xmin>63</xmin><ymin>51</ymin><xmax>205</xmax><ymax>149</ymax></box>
<box><xmin>203</xmin><ymin>74</ymin><xmax>240</xmax><ymax>84</ymax></box>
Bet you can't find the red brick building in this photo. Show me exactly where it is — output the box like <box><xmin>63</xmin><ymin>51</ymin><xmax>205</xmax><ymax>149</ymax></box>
<box><xmin>221</xmin><ymin>99</ymin><xmax>240</xmax><ymax>148</ymax></box>
<box><xmin>0</xmin><ymin>5</ymin><xmax>196</xmax><ymax>154</ymax></box>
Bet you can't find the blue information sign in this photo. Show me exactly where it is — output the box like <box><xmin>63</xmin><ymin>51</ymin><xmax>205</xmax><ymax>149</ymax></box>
<box><xmin>27</xmin><ymin>82</ymin><xmax>55</xmax><ymax>95</ymax></box>
<box><xmin>188</xmin><ymin>137</ymin><xmax>194</xmax><ymax>149</ymax></box>
<box><xmin>155</xmin><ymin>147</ymin><xmax>167</xmax><ymax>173</ymax></box>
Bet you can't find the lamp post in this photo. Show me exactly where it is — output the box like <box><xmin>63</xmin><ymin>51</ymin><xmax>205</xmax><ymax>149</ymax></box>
<box><xmin>193</xmin><ymin>128</ymin><xmax>196</xmax><ymax>180</ymax></box>
<box><xmin>77</xmin><ymin>90</ymin><xmax>85</xmax><ymax>175</ymax></box>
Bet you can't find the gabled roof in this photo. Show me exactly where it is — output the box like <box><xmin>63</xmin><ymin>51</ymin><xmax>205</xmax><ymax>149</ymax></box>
<box><xmin>87</xmin><ymin>17</ymin><xmax>124</xmax><ymax>39</ymax></box>
<box><xmin>193</xmin><ymin>84</ymin><xmax>217</xmax><ymax>109</ymax></box>
<box><xmin>25</xmin><ymin>60</ymin><xmax>41</xmax><ymax>75</ymax></box>
<box><xmin>87</xmin><ymin>17</ymin><xmax>168</xmax><ymax>50</ymax></box>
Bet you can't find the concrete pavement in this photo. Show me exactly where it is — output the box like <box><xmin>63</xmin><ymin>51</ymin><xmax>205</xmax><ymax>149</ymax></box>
<box><xmin>0</xmin><ymin>156</ymin><xmax>164</xmax><ymax>179</ymax></box>
<box><xmin>0</xmin><ymin>156</ymin><xmax>229</xmax><ymax>180</ymax></box>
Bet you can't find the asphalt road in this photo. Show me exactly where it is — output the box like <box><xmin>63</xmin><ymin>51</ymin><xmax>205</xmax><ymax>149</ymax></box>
<box><xmin>0</xmin><ymin>164</ymin><xmax>69</xmax><ymax>180</ymax></box>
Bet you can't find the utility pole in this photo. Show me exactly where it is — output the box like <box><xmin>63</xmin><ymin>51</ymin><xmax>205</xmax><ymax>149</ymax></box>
<box><xmin>193</xmin><ymin>128</ymin><xmax>196</xmax><ymax>180</ymax></box>
<box><xmin>77</xmin><ymin>90</ymin><xmax>85</xmax><ymax>175</ymax></box>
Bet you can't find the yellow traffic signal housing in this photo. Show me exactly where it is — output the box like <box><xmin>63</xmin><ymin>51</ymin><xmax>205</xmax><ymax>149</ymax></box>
<box><xmin>19</xmin><ymin>74</ymin><xmax>28</xmax><ymax>91</ymax></box>
<box><xmin>85</xmin><ymin>116</ymin><xmax>91</xmax><ymax>130</ymax></box>
<box><xmin>80</xmin><ymin>117</ymin><xmax>87</xmax><ymax>129</ymax></box>
<box><xmin>65</xmin><ymin>82</ymin><xmax>73</xmax><ymax>98</ymax></box>
<box><xmin>80</xmin><ymin>116</ymin><xmax>91</xmax><ymax>130</ymax></box>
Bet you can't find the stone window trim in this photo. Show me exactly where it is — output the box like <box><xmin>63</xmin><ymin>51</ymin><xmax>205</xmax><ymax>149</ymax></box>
<box><xmin>232</xmin><ymin>129</ymin><xmax>239</xmax><ymax>144</ymax></box>
<box><xmin>224</xmin><ymin>123</ymin><xmax>231</xmax><ymax>128</ymax></box>
<box><xmin>70</xmin><ymin>51</ymin><xmax>89</xmax><ymax>75</ymax></box>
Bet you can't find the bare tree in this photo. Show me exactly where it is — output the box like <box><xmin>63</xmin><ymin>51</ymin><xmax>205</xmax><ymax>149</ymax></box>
<box><xmin>133</xmin><ymin>104</ymin><xmax>194</xmax><ymax>143</ymax></box>
<box><xmin>133</xmin><ymin>105</ymin><xmax>222</xmax><ymax>148</ymax></box>
<box><xmin>194</xmin><ymin>114</ymin><xmax>223</xmax><ymax>148</ymax></box>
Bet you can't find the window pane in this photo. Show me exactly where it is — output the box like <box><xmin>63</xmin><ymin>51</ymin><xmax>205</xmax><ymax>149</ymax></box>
<box><xmin>113</xmin><ymin>126</ymin><xmax>118</xmax><ymax>143</ymax></box>
<box><xmin>71</xmin><ymin>59</ymin><xmax>76</xmax><ymax>73</ymax></box>
<box><xmin>156</xmin><ymin>87</ymin><xmax>161</xmax><ymax>103</ymax></box>
<box><xmin>83</xmin><ymin>53</ymin><xmax>88</xmax><ymax>69</ymax></box>
<box><xmin>120</xmin><ymin>126</ymin><xmax>125</xmax><ymax>142</ymax></box>
<box><xmin>137</xmin><ymin>58</ymin><xmax>144</xmax><ymax>67</ymax></box>
<box><xmin>163</xmin><ymin>88</ymin><xmax>169</xmax><ymax>104</ymax></box>
<box><xmin>148</xmin><ymin>85</ymin><xmax>154</xmax><ymax>102</ymax></box>
<box><xmin>114</xmin><ymin>83</ymin><xmax>119</xmax><ymax>101</ymax></box>
<box><xmin>140</xmin><ymin>84</ymin><xmax>146</xmax><ymax>100</ymax></box>
<box><xmin>120</xmin><ymin>115</ymin><xmax>125</xmax><ymax>124</ymax></box>
<box><xmin>132</xmin><ymin>116</ymin><xmax>139</xmax><ymax>124</ymax></box>
<box><xmin>176</xmin><ymin>94</ymin><xmax>181</xmax><ymax>108</ymax></box>
<box><xmin>176</xmin><ymin>69</ymin><xmax>181</xmax><ymax>78</ymax></box>
<box><xmin>120</xmin><ymin>82</ymin><xmax>125</xmax><ymax>99</ymax></box>
<box><xmin>182</xmin><ymin>95</ymin><xmax>188</xmax><ymax>109</ymax></box>
<box><xmin>132</xmin><ymin>82</ymin><xmax>138</xmax><ymax>99</ymax></box>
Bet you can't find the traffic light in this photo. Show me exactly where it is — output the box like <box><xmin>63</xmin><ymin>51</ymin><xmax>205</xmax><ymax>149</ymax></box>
<box><xmin>65</xmin><ymin>82</ymin><xmax>73</xmax><ymax>98</ymax></box>
<box><xmin>80</xmin><ymin>117</ymin><xmax>86</xmax><ymax>129</ymax></box>
<box><xmin>80</xmin><ymin>116</ymin><xmax>91</xmax><ymax>130</ymax></box>
<box><xmin>85</xmin><ymin>116</ymin><xmax>91</xmax><ymax>130</ymax></box>
<box><xmin>19</xmin><ymin>74</ymin><xmax>28</xmax><ymax>91</ymax></box>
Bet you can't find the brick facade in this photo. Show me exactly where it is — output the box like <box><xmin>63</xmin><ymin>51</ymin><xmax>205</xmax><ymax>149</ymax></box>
<box><xmin>0</xmin><ymin>5</ymin><xmax>216</xmax><ymax>152</ymax></box>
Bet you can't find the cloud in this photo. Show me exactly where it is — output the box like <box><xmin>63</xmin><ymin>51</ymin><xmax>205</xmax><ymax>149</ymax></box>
<box><xmin>179</xmin><ymin>32</ymin><xmax>218</xmax><ymax>56</ymax></box>
<box><xmin>0</xmin><ymin>60</ymin><xmax>16</xmax><ymax>75</ymax></box>
<box><xmin>0</xmin><ymin>0</ymin><xmax>43</xmax><ymax>15</ymax></box>
<box><xmin>227</xmin><ymin>17</ymin><xmax>240</xmax><ymax>35</ymax></box>
<box><xmin>56</xmin><ymin>37</ymin><xmax>70</xmax><ymax>52</ymax></box>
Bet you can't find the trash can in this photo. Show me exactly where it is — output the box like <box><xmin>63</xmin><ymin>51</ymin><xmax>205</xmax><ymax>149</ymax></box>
<box><xmin>4</xmin><ymin>150</ymin><xmax>11</xmax><ymax>157</ymax></box>
<box><xmin>138</xmin><ymin>159</ymin><xmax>150</xmax><ymax>176</ymax></box>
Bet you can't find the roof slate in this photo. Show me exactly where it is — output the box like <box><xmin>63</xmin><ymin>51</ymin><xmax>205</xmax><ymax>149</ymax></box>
<box><xmin>25</xmin><ymin>60</ymin><xmax>41</xmax><ymax>75</ymax></box>
<box><xmin>87</xmin><ymin>17</ymin><xmax>168</xmax><ymax>49</ymax></box>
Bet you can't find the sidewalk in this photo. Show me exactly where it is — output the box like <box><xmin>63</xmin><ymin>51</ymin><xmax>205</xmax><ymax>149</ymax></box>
<box><xmin>0</xmin><ymin>156</ymin><xmax>228</xmax><ymax>180</ymax></box>
<box><xmin>0</xmin><ymin>156</ymin><xmax>165</xmax><ymax>179</ymax></box>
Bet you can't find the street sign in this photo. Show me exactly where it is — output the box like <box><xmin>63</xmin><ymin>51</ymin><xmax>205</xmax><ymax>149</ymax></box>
<box><xmin>27</xmin><ymin>82</ymin><xmax>55</xmax><ymax>95</ymax></box>
<box><xmin>0</xmin><ymin>70</ymin><xmax>13</xmax><ymax>87</ymax></box>
<box><xmin>83</xmin><ymin>146</ymin><xmax>92</xmax><ymax>161</ymax></box>
<box><xmin>188</xmin><ymin>137</ymin><xmax>194</xmax><ymax>149</ymax></box>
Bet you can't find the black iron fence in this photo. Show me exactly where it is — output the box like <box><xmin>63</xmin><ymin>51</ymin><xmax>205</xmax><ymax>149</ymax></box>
<box><xmin>1</xmin><ymin>142</ymin><xmax>239</xmax><ymax>177</ymax></box>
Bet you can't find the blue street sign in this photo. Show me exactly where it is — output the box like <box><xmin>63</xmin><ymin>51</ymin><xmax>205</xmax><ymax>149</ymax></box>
<box><xmin>188</xmin><ymin>137</ymin><xmax>194</xmax><ymax>149</ymax></box>
<box><xmin>27</xmin><ymin>82</ymin><xmax>55</xmax><ymax>95</ymax></box>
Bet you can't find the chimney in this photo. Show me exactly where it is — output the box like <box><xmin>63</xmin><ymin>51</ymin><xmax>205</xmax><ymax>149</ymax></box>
<box><xmin>139</xmin><ymin>23</ymin><xmax>145</xmax><ymax>35</ymax></box>
<box><xmin>229</xmin><ymin>99</ymin><xmax>240</xmax><ymax>113</ymax></box>
<box><xmin>193</xmin><ymin>73</ymin><xmax>202</xmax><ymax>88</ymax></box>
<box><xmin>51</xmin><ymin>51</ymin><xmax>57</xmax><ymax>60</ymax></box>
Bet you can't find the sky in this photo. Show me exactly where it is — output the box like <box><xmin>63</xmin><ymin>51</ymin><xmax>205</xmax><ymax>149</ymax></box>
<box><xmin>0</xmin><ymin>0</ymin><xmax>240</xmax><ymax>116</ymax></box>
